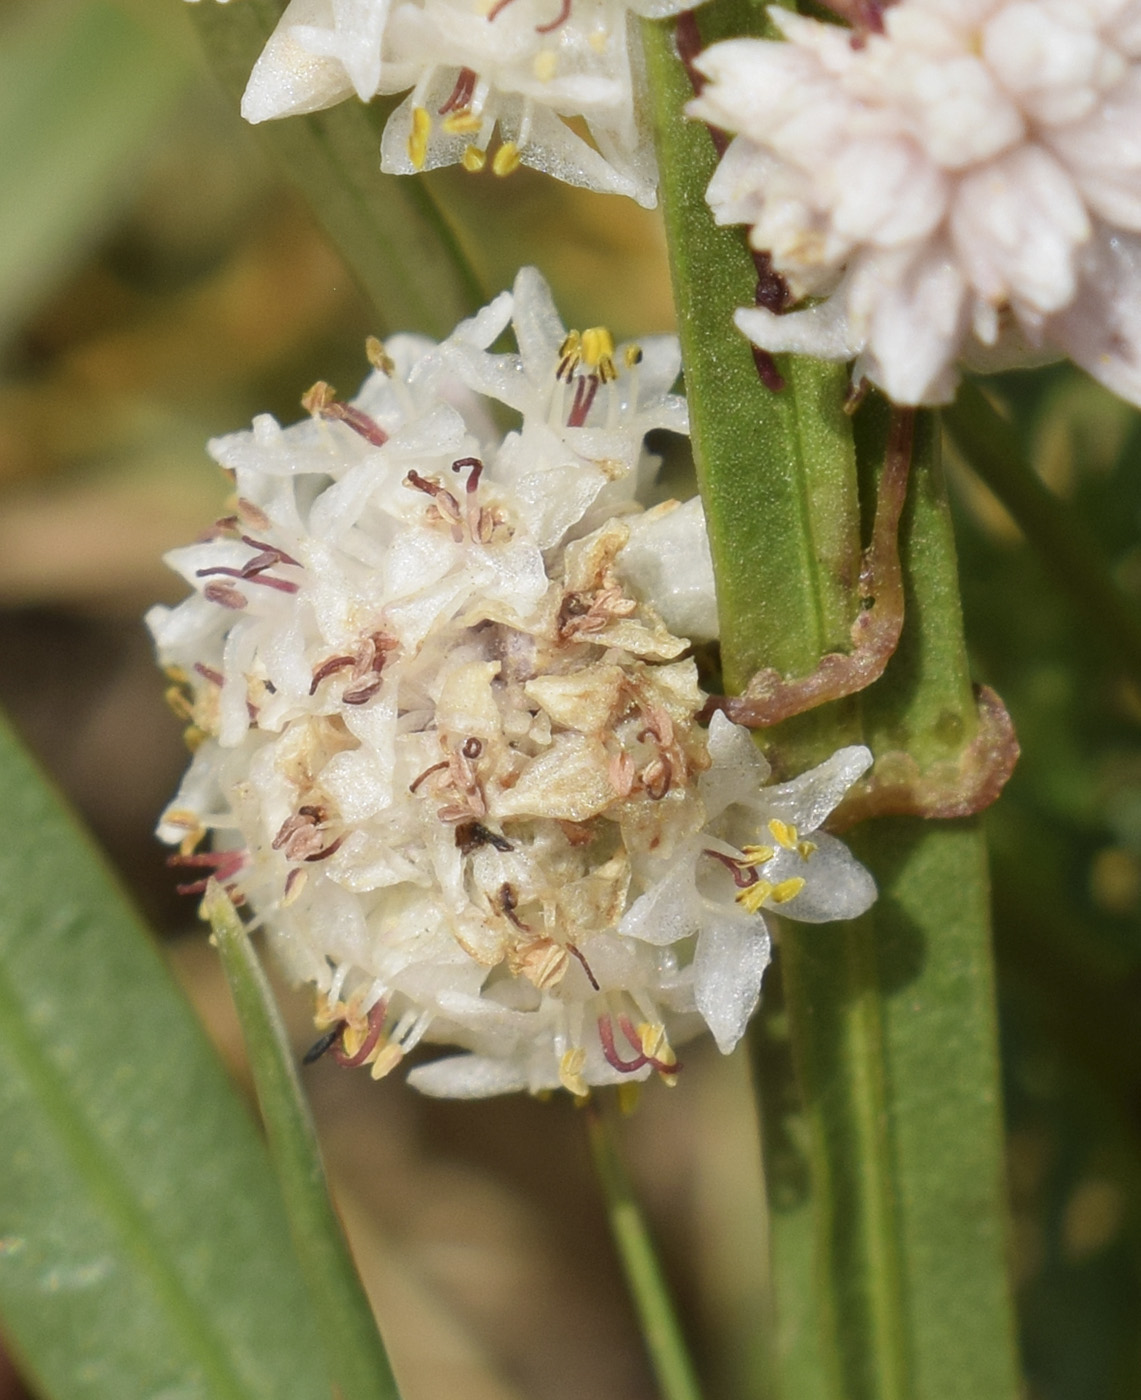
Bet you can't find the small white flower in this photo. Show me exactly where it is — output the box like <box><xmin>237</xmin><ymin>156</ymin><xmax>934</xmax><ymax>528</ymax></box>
<box><xmin>690</xmin><ymin>0</ymin><xmax>1141</xmax><ymax>405</ymax></box>
<box><xmin>151</xmin><ymin>270</ymin><xmax>874</xmax><ymax>1098</ymax></box>
<box><xmin>236</xmin><ymin>0</ymin><xmax>695</xmax><ymax>205</ymax></box>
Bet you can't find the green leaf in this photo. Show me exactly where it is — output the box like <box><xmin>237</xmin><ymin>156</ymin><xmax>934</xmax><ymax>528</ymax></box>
<box><xmin>187</xmin><ymin>0</ymin><xmax>486</xmax><ymax>338</ymax></box>
<box><xmin>0</xmin><ymin>1</ymin><xmax>190</xmax><ymax>344</ymax></box>
<box><xmin>0</xmin><ymin>711</ymin><xmax>331</xmax><ymax>1400</ymax></box>
<box><xmin>206</xmin><ymin>885</ymin><xmax>402</xmax><ymax>1400</ymax></box>
<box><xmin>585</xmin><ymin>1103</ymin><xmax>704</xmax><ymax>1400</ymax></box>
<box><xmin>642</xmin><ymin>14</ymin><xmax>1022</xmax><ymax>1400</ymax></box>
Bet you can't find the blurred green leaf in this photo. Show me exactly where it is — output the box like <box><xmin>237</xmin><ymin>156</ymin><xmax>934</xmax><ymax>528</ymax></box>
<box><xmin>0</xmin><ymin>1</ymin><xmax>191</xmax><ymax>344</ymax></box>
<box><xmin>0</xmin><ymin>710</ymin><xmax>330</xmax><ymax>1400</ymax></box>
<box><xmin>188</xmin><ymin>0</ymin><xmax>486</xmax><ymax>338</ymax></box>
<box><xmin>207</xmin><ymin>884</ymin><xmax>402</xmax><ymax>1400</ymax></box>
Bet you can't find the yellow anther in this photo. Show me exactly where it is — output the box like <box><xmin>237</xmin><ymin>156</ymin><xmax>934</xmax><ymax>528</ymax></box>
<box><xmin>462</xmin><ymin>143</ymin><xmax>486</xmax><ymax>171</ymax></box>
<box><xmin>492</xmin><ymin>140</ymin><xmax>521</xmax><ymax>176</ymax></box>
<box><xmin>339</xmin><ymin>1021</ymin><xmax>369</xmax><ymax>1061</ymax></box>
<box><xmin>365</xmin><ymin>335</ymin><xmax>395</xmax><ymax>376</ymax></box>
<box><xmin>736</xmin><ymin>879</ymin><xmax>774</xmax><ymax>915</ymax></box>
<box><xmin>770</xmin><ymin>877</ymin><xmax>807</xmax><ymax>905</ymax></box>
<box><xmin>768</xmin><ymin>817</ymin><xmax>799</xmax><ymax>851</ymax></box>
<box><xmin>301</xmin><ymin>380</ymin><xmax>337</xmax><ymax>416</ymax></box>
<box><xmin>442</xmin><ymin>109</ymin><xmax>481</xmax><ymax>134</ymax></box>
<box><xmin>164</xmin><ymin>686</ymin><xmax>194</xmax><ymax>722</ymax></box>
<box><xmin>797</xmin><ymin>840</ymin><xmax>818</xmax><ymax>861</ymax></box>
<box><xmin>369</xmin><ymin>1042</ymin><xmax>404</xmax><ymax>1080</ymax></box>
<box><xmin>740</xmin><ymin>843</ymin><xmax>775</xmax><ymax>867</ymax></box>
<box><xmin>623</xmin><ymin>343</ymin><xmax>643</xmax><ymax>368</ymax></box>
<box><xmin>557</xmin><ymin>329</ymin><xmax>582</xmax><ymax>380</ymax></box>
<box><xmin>408</xmin><ymin>105</ymin><xmax>431</xmax><ymax>170</ymax></box>
<box><xmin>581</xmin><ymin>326</ymin><xmax>616</xmax><ymax>381</ymax></box>
<box><xmin>559</xmin><ymin>1047</ymin><xmax>588</xmax><ymax>1098</ymax></box>
<box><xmin>533</xmin><ymin>49</ymin><xmax>558</xmax><ymax>81</ymax></box>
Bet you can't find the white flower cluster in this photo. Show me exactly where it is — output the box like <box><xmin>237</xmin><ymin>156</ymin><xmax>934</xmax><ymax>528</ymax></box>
<box><xmin>203</xmin><ymin>0</ymin><xmax>694</xmax><ymax>207</ymax></box>
<box><xmin>690</xmin><ymin>0</ymin><xmax>1141</xmax><ymax>405</ymax></box>
<box><xmin>149</xmin><ymin>269</ymin><xmax>876</xmax><ymax>1098</ymax></box>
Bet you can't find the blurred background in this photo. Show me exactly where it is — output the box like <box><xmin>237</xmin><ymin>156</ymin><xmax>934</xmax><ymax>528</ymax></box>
<box><xmin>0</xmin><ymin>1</ymin><xmax>1138</xmax><ymax>1396</ymax></box>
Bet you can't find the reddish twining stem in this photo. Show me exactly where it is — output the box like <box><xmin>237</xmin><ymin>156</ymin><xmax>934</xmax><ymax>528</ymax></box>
<box><xmin>703</xmin><ymin>407</ymin><xmax>914</xmax><ymax>727</ymax></box>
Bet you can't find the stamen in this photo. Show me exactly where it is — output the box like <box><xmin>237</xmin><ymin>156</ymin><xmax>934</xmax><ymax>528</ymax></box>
<box><xmin>439</xmin><ymin>67</ymin><xmax>477</xmax><ymax>113</ymax></box>
<box><xmin>567</xmin><ymin>942</ymin><xmax>600</xmax><ymax>991</ymax></box>
<box><xmin>492</xmin><ymin>141</ymin><xmax>521</xmax><ymax>176</ymax></box>
<box><xmin>409</xmin><ymin>759</ymin><xmax>449</xmax><ymax>793</ymax></box>
<box><xmin>462</xmin><ymin>144</ymin><xmax>486</xmax><ymax>172</ymax></box>
<box><xmin>736</xmin><ymin>879</ymin><xmax>774</xmax><ymax>915</ymax></box>
<box><xmin>167</xmin><ymin>848</ymin><xmax>245</xmax><ymax>895</ymax></box>
<box><xmin>557</xmin><ymin>331</ymin><xmax>581</xmax><ymax>380</ymax></box>
<box><xmin>331</xmin><ymin>998</ymin><xmax>387</xmax><ymax>1068</ymax></box>
<box><xmin>365</xmin><ymin>336</ymin><xmax>396</xmax><ymax>377</ymax></box>
<box><xmin>309</xmin><ymin>655</ymin><xmax>356</xmax><ymax>694</ymax></box>
<box><xmin>535</xmin><ymin>0</ymin><xmax>571</xmax><ymax>32</ymax></box>
<box><xmin>498</xmin><ymin>883</ymin><xmax>530</xmax><ymax>929</ymax></box>
<box><xmin>341</xmin><ymin>678</ymin><xmax>384</xmax><ymax>705</ymax></box>
<box><xmin>443</xmin><ymin>109</ymin><xmax>482</xmax><ymax>135</ymax></box>
<box><xmin>240</xmin><ymin>536</ymin><xmax>302</xmax><ymax>568</ymax></box>
<box><xmin>768</xmin><ymin>818</ymin><xmax>799</xmax><ymax>850</ymax></box>
<box><xmin>566</xmin><ymin>374</ymin><xmax>600</xmax><ymax>427</ymax></box>
<box><xmin>196</xmin><ymin>567</ymin><xmax>299</xmax><ymax>594</ymax></box>
<box><xmin>704</xmin><ymin>848</ymin><xmax>759</xmax><ymax>889</ymax></box>
<box><xmin>302</xmin><ymin>381</ymin><xmax>390</xmax><ymax>446</ymax></box>
<box><xmin>769</xmin><ymin>877</ymin><xmax>806</xmax><ymax>904</ymax></box>
<box><xmin>409</xmin><ymin>106</ymin><xmax>431</xmax><ymax>169</ymax></box>
<box><xmin>203</xmin><ymin>580</ymin><xmax>247</xmax><ymax>609</ymax></box>
<box><xmin>304</xmin><ymin>835</ymin><xmax>345</xmax><ymax>863</ymax></box>
<box><xmin>597</xmin><ymin>1014</ymin><xmax>646</xmax><ymax>1073</ymax></box>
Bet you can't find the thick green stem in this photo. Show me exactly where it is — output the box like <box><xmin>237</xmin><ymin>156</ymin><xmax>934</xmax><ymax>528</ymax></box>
<box><xmin>206</xmin><ymin>885</ymin><xmax>403</xmax><ymax>1400</ymax></box>
<box><xmin>643</xmin><ymin>12</ymin><xmax>1021</xmax><ymax>1400</ymax></box>
<box><xmin>586</xmin><ymin>1102</ymin><xmax>704</xmax><ymax>1400</ymax></box>
<box><xmin>944</xmin><ymin>379</ymin><xmax>1141</xmax><ymax>677</ymax></box>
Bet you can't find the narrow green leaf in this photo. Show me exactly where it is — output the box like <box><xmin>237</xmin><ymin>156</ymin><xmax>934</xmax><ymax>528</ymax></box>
<box><xmin>0</xmin><ymin>1</ymin><xmax>190</xmax><ymax>343</ymax></box>
<box><xmin>0</xmin><ymin>711</ymin><xmax>330</xmax><ymax>1400</ymax></box>
<box><xmin>643</xmin><ymin>14</ymin><xmax>1022</xmax><ymax>1400</ymax></box>
<box><xmin>585</xmin><ymin>1103</ymin><xmax>704</xmax><ymax>1400</ymax></box>
<box><xmin>188</xmin><ymin>0</ymin><xmax>486</xmax><ymax>337</ymax></box>
<box><xmin>206</xmin><ymin>885</ymin><xmax>402</xmax><ymax>1400</ymax></box>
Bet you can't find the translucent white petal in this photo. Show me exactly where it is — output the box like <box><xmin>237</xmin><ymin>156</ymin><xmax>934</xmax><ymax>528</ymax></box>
<box><xmin>693</xmin><ymin>914</ymin><xmax>771</xmax><ymax>1054</ymax></box>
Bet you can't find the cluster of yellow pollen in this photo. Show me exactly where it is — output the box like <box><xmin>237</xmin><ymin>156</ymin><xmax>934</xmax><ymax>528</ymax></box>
<box><xmin>407</xmin><ymin>104</ymin><xmax>521</xmax><ymax>176</ymax></box>
<box><xmin>556</xmin><ymin>326</ymin><xmax>621</xmax><ymax>383</ymax></box>
<box><xmin>733</xmin><ymin>818</ymin><xmax>817</xmax><ymax>915</ymax></box>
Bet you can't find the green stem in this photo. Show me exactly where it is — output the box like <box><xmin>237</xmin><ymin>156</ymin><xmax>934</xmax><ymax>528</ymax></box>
<box><xmin>642</xmin><ymin>10</ymin><xmax>1021</xmax><ymax>1397</ymax></box>
<box><xmin>206</xmin><ymin>884</ymin><xmax>402</xmax><ymax>1400</ymax></box>
<box><xmin>944</xmin><ymin>379</ymin><xmax>1141</xmax><ymax>677</ymax></box>
<box><xmin>585</xmin><ymin>1102</ymin><xmax>704</xmax><ymax>1400</ymax></box>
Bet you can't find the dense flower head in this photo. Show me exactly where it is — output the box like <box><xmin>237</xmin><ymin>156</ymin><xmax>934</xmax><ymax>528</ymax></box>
<box><xmin>207</xmin><ymin>0</ymin><xmax>696</xmax><ymax>206</ymax></box>
<box><xmin>689</xmin><ymin>0</ymin><xmax>1141</xmax><ymax>405</ymax></box>
<box><xmin>149</xmin><ymin>269</ymin><xmax>876</xmax><ymax>1097</ymax></box>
